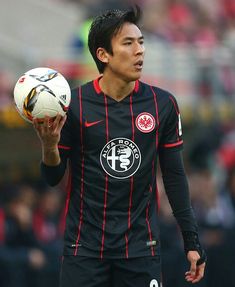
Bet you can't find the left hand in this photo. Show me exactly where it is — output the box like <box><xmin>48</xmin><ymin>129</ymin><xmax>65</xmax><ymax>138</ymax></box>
<box><xmin>33</xmin><ymin>114</ymin><xmax>67</xmax><ymax>148</ymax></box>
<box><xmin>185</xmin><ymin>250</ymin><xmax>206</xmax><ymax>283</ymax></box>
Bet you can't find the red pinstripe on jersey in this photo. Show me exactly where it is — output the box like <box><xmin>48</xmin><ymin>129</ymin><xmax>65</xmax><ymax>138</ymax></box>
<box><xmin>58</xmin><ymin>141</ymin><xmax>72</xmax><ymax>235</ymax></box>
<box><xmin>100</xmin><ymin>94</ymin><xmax>109</xmax><ymax>259</ymax></box>
<box><xmin>155</xmin><ymin>178</ymin><xmax>160</xmax><ymax>212</ymax></box>
<box><xmin>125</xmin><ymin>233</ymin><xmax>129</xmax><ymax>258</ymax></box>
<box><xmin>169</xmin><ymin>96</ymin><xmax>179</xmax><ymax>115</ymax></box>
<box><xmin>150</xmin><ymin>86</ymin><xmax>160</xmax><ymax>149</ymax></box>
<box><xmin>58</xmin><ymin>145</ymin><xmax>71</xmax><ymax>150</ymax></box>
<box><xmin>62</xmin><ymin>163</ymin><xmax>72</xmax><ymax>234</ymax></box>
<box><xmin>146</xmin><ymin>200</ymin><xmax>155</xmax><ymax>256</ymax></box>
<box><xmin>163</xmin><ymin>140</ymin><xmax>183</xmax><ymax>148</ymax></box>
<box><xmin>125</xmin><ymin>92</ymin><xmax>135</xmax><ymax>258</ymax></box>
<box><xmin>74</xmin><ymin>87</ymin><xmax>85</xmax><ymax>256</ymax></box>
<box><xmin>129</xmin><ymin>93</ymin><xmax>135</xmax><ymax>142</ymax></box>
<box><xmin>151</xmin><ymin>86</ymin><xmax>161</xmax><ymax>213</ymax></box>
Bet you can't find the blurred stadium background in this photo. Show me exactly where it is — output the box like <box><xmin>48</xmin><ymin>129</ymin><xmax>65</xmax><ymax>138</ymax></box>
<box><xmin>0</xmin><ymin>0</ymin><xmax>235</xmax><ymax>286</ymax></box>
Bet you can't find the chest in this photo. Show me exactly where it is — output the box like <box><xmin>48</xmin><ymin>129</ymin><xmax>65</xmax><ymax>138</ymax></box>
<box><xmin>81</xmin><ymin>95</ymin><xmax>160</xmax><ymax>148</ymax></box>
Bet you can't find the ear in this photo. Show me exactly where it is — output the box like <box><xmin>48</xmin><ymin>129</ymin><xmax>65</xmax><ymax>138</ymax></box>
<box><xmin>96</xmin><ymin>48</ymin><xmax>109</xmax><ymax>64</ymax></box>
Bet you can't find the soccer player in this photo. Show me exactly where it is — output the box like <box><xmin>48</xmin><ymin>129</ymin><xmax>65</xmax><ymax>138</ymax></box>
<box><xmin>33</xmin><ymin>5</ymin><xmax>206</xmax><ymax>287</ymax></box>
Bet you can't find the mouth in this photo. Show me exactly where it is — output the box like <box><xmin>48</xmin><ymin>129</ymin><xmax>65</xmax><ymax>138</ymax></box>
<box><xmin>134</xmin><ymin>60</ymin><xmax>143</xmax><ymax>70</ymax></box>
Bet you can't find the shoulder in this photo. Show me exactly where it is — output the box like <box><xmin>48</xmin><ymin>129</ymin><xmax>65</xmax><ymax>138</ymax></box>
<box><xmin>66</xmin><ymin>81</ymin><xmax>93</xmax><ymax>116</ymax></box>
<box><xmin>140</xmin><ymin>81</ymin><xmax>178</xmax><ymax>106</ymax></box>
<box><xmin>70</xmin><ymin>80</ymin><xmax>94</xmax><ymax>102</ymax></box>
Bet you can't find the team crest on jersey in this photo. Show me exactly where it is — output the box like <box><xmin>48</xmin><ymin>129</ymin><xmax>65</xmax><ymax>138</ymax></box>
<box><xmin>136</xmin><ymin>112</ymin><xmax>156</xmax><ymax>133</ymax></box>
<box><xmin>100</xmin><ymin>138</ymin><xmax>141</xmax><ymax>179</ymax></box>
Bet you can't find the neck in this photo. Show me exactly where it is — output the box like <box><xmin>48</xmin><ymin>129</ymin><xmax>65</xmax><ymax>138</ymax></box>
<box><xmin>99</xmin><ymin>74</ymin><xmax>136</xmax><ymax>102</ymax></box>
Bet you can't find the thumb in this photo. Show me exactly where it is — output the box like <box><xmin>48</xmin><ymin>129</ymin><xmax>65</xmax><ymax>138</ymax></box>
<box><xmin>187</xmin><ymin>250</ymin><xmax>200</xmax><ymax>274</ymax></box>
<box><xmin>190</xmin><ymin>259</ymin><xmax>197</xmax><ymax>276</ymax></box>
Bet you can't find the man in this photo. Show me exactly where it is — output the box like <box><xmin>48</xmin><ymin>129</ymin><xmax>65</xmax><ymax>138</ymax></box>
<box><xmin>34</xmin><ymin>5</ymin><xmax>206</xmax><ymax>287</ymax></box>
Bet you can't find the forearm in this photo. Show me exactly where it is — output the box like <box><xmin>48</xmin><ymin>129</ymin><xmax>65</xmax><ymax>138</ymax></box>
<box><xmin>41</xmin><ymin>148</ymin><xmax>67</xmax><ymax>186</ymax></box>
<box><xmin>164</xmin><ymin>177</ymin><xmax>197</xmax><ymax>232</ymax></box>
<box><xmin>159</xmin><ymin>149</ymin><xmax>206</xmax><ymax>264</ymax></box>
<box><xmin>159</xmin><ymin>149</ymin><xmax>198</xmax><ymax>232</ymax></box>
<box><xmin>41</xmin><ymin>159</ymin><xmax>67</xmax><ymax>186</ymax></box>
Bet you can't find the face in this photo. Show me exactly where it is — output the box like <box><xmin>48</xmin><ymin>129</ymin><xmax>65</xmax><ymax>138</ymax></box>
<box><xmin>100</xmin><ymin>22</ymin><xmax>145</xmax><ymax>81</ymax></box>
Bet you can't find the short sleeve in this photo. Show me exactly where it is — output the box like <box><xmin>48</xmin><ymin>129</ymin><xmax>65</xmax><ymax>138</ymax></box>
<box><xmin>58</xmin><ymin>110</ymin><xmax>72</xmax><ymax>153</ymax></box>
<box><xmin>58</xmin><ymin>88</ymin><xmax>79</xmax><ymax>157</ymax></box>
<box><xmin>159</xmin><ymin>95</ymin><xmax>183</xmax><ymax>151</ymax></box>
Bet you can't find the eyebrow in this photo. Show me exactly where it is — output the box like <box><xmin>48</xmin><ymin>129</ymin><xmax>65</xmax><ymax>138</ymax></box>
<box><xmin>122</xmin><ymin>36</ymin><xmax>144</xmax><ymax>41</ymax></box>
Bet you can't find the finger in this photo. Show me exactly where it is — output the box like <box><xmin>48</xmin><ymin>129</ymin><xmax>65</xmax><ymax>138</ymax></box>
<box><xmin>59</xmin><ymin>114</ymin><xmax>67</xmax><ymax>128</ymax></box>
<box><xmin>185</xmin><ymin>259</ymin><xmax>197</xmax><ymax>282</ymax></box>
<box><xmin>197</xmin><ymin>262</ymin><xmax>205</xmax><ymax>277</ymax></box>
<box><xmin>185</xmin><ymin>274</ymin><xmax>197</xmax><ymax>283</ymax></box>
<box><xmin>185</xmin><ymin>272</ymin><xmax>195</xmax><ymax>282</ymax></box>
<box><xmin>43</xmin><ymin>116</ymin><xmax>51</xmax><ymax>131</ymax></box>
<box><xmin>43</xmin><ymin>116</ymin><xmax>49</xmax><ymax>126</ymax></box>
<box><xmin>191</xmin><ymin>273</ymin><xmax>203</xmax><ymax>283</ymax></box>
<box><xmin>190</xmin><ymin>260</ymin><xmax>197</xmax><ymax>277</ymax></box>
<box><xmin>56</xmin><ymin>114</ymin><xmax>67</xmax><ymax>132</ymax></box>
<box><xmin>185</xmin><ymin>264</ymin><xmax>205</xmax><ymax>283</ymax></box>
<box><xmin>33</xmin><ymin>118</ymin><xmax>39</xmax><ymax>129</ymax></box>
<box><xmin>52</xmin><ymin>114</ymin><xmax>62</xmax><ymax>128</ymax></box>
<box><xmin>33</xmin><ymin>118</ymin><xmax>43</xmax><ymax>135</ymax></box>
<box><xmin>33</xmin><ymin>117</ymin><xmax>43</xmax><ymax>128</ymax></box>
<box><xmin>191</xmin><ymin>263</ymin><xmax>205</xmax><ymax>283</ymax></box>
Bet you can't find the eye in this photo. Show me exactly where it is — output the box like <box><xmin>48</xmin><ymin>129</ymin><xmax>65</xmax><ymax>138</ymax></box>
<box><xmin>124</xmin><ymin>42</ymin><xmax>132</xmax><ymax>45</ymax></box>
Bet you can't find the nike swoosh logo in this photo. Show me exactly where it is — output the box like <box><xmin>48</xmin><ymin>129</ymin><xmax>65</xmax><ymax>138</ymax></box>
<box><xmin>85</xmin><ymin>120</ymin><xmax>103</xmax><ymax>127</ymax></box>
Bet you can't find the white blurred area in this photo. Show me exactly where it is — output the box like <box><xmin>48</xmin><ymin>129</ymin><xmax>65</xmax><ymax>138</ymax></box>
<box><xmin>0</xmin><ymin>0</ymin><xmax>234</xmax><ymax>112</ymax></box>
<box><xmin>0</xmin><ymin>0</ymin><xmax>85</xmax><ymax>76</ymax></box>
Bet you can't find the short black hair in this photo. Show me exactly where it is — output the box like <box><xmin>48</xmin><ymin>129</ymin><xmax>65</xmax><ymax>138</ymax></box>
<box><xmin>88</xmin><ymin>5</ymin><xmax>142</xmax><ymax>73</ymax></box>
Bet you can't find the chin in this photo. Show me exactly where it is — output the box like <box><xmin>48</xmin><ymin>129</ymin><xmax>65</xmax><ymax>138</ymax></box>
<box><xmin>128</xmin><ymin>72</ymin><xmax>142</xmax><ymax>81</ymax></box>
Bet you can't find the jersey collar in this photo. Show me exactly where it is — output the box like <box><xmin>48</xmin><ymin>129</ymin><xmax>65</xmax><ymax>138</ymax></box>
<box><xmin>93</xmin><ymin>76</ymin><xmax>140</xmax><ymax>94</ymax></box>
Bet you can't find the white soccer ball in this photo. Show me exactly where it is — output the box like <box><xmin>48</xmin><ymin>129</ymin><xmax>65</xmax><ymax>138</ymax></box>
<box><xmin>13</xmin><ymin>67</ymin><xmax>71</xmax><ymax>123</ymax></box>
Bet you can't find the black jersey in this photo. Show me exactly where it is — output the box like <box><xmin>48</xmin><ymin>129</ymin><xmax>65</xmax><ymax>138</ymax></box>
<box><xmin>58</xmin><ymin>78</ymin><xmax>183</xmax><ymax>259</ymax></box>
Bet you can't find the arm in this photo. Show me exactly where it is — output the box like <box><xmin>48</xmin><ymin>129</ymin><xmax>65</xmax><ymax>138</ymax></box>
<box><xmin>159</xmin><ymin>149</ymin><xmax>206</xmax><ymax>283</ymax></box>
<box><xmin>33</xmin><ymin>115</ymin><xmax>67</xmax><ymax>186</ymax></box>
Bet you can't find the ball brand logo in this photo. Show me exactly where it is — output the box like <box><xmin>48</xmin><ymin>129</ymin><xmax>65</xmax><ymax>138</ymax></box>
<box><xmin>29</xmin><ymin>70</ymin><xmax>58</xmax><ymax>82</ymax></box>
<box><xmin>100</xmin><ymin>138</ymin><xmax>141</xmax><ymax>179</ymax></box>
<box><xmin>136</xmin><ymin>112</ymin><xmax>156</xmax><ymax>133</ymax></box>
<box><xmin>19</xmin><ymin>77</ymin><xmax>26</xmax><ymax>83</ymax></box>
<box><xmin>59</xmin><ymin>94</ymin><xmax>67</xmax><ymax>104</ymax></box>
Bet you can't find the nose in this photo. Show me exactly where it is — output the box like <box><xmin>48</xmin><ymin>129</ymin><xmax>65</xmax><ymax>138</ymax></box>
<box><xmin>135</xmin><ymin>42</ymin><xmax>145</xmax><ymax>55</ymax></box>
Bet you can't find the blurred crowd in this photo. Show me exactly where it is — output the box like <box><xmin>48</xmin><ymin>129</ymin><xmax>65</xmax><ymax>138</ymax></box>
<box><xmin>68</xmin><ymin>0</ymin><xmax>235</xmax><ymax>48</ymax></box>
<box><xmin>1</xmin><ymin>0</ymin><xmax>235</xmax><ymax>286</ymax></box>
<box><xmin>0</xmin><ymin>182</ymin><xmax>65</xmax><ymax>287</ymax></box>
<box><xmin>158</xmin><ymin>149</ymin><xmax>235</xmax><ymax>286</ymax></box>
<box><xmin>69</xmin><ymin>0</ymin><xmax>235</xmax><ymax>104</ymax></box>
<box><xmin>141</xmin><ymin>0</ymin><xmax>235</xmax><ymax>48</ymax></box>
